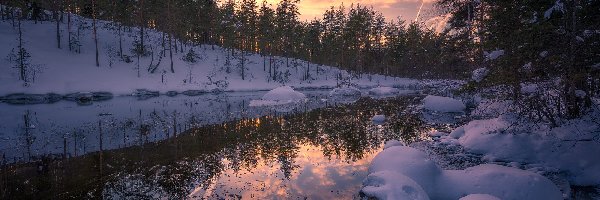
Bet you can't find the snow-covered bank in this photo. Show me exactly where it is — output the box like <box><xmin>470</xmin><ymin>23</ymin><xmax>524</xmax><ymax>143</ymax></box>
<box><xmin>0</xmin><ymin>17</ymin><xmax>419</xmax><ymax>96</ymax></box>
<box><xmin>363</xmin><ymin>92</ymin><xmax>599</xmax><ymax>199</ymax></box>
<box><xmin>444</xmin><ymin>110</ymin><xmax>600</xmax><ymax>186</ymax></box>
<box><xmin>362</xmin><ymin>146</ymin><xmax>562</xmax><ymax>200</ymax></box>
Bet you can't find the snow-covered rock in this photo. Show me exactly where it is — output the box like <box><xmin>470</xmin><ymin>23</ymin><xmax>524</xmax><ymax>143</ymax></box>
<box><xmin>369</xmin><ymin>86</ymin><xmax>400</xmax><ymax>96</ymax></box>
<box><xmin>372</xmin><ymin>115</ymin><xmax>386</xmax><ymax>124</ymax></box>
<box><xmin>362</xmin><ymin>170</ymin><xmax>430</xmax><ymax>200</ymax></box>
<box><xmin>363</xmin><ymin>146</ymin><xmax>563</xmax><ymax>200</ymax></box>
<box><xmin>471</xmin><ymin>68</ymin><xmax>489</xmax><ymax>83</ymax></box>
<box><xmin>484</xmin><ymin>50</ymin><xmax>504</xmax><ymax>61</ymax></box>
<box><xmin>249</xmin><ymin>86</ymin><xmax>306</xmax><ymax>107</ymax></box>
<box><xmin>422</xmin><ymin>95</ymin><xmax>466</xmax><ymax>113</ymax></box>
<box><xmin>329</xmin><ymin>86</ymin><xmax>361</xmax><ymax>97</ymax></box>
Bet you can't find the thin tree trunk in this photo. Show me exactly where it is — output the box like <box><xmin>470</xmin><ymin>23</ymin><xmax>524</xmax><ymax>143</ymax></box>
<box><xmin>169</xmin><ymin>33</ymin><xmax>174</xmax><ymax>73</ymax></box>
<box><xmin>140</xmin><ymin>0</ymin><xmax>145</xmax><ymax>54</ymax></box>
<box><xmin>67</xmin><ymin>8</ymin><xmax>71</xmax><ymax>52</ymax></box>
<box><xmin>92</xmin><ymin>0</ymin><xmax>99</xmax><ymax>67</ymax></box>
<box><xmin>56</xmin><ymin>11</ymin><xmax>61</xmax><ymax>49</ymax></box>
<box><xmin>18</xmin><ymin>14</ymin><xmax>25</xmax><ymax>81</ymax></box>
<box><xmin>118</xmin><ymin>24</ymin><xmax>122</xmax><ymax>57</ymax></box>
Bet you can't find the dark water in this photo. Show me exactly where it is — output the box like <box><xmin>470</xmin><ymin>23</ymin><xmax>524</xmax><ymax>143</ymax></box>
<box><xmin>0</xmin><ymin>93</ymin><xmax>428</xmax><ymax>199</ymax></box>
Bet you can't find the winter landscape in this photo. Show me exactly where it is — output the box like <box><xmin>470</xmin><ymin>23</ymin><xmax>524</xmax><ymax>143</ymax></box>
<box><xmin>0</xmin><ymin>0</ymin><xmax>599</xmax><ymax>199</ymax></box>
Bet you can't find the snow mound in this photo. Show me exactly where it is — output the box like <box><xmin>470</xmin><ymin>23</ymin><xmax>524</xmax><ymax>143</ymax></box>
<box><xmin>329</xmin><ymin>86</ymin><xmax>361</xmax><ymax>97</ymax></box>
<box><xmin>459</xmin><ymin>194</ymin><xmax>501</xmax><ymax>200</ymax></box>
<box><xmin>362</xmin><ymin>170</ymin><xmax>430</xmax><ymax>200</ymax></box>
<box><xmin>422</xmin><ymin>95</ymin><xmax>465</xmax><ymax>113</ymax></box>
<box><xmin>472</xmin><ymin>68</ymin><xmax>489</xmax><ymax>83</ymax></box>
<box><xmin>372</xmin><ymin>115</ymin><xmax>386</xmax><ymax>124</ymax></box>
<box><xmin>368</xmin><ymin>146</ymin><xmax>442</xmax><ymax>194</ymax></box>
<box><xmin>249</xmin><ymin>86</ymin><xmax>306</xmax><ymax>107</ymax></box>
<box><xmin>369</xmin><ymin>86</ymin><xmax>400</xmax><ymax>96</ymax></box>
<box><xmin>364</xmin><ymin>146</ymin><xmax>562</xmax><ymax>200</ymax></box>
<box><xmin>450</xmin><ymin>111</ymin><xmax>600</xmax><ymax>185</ymax></box>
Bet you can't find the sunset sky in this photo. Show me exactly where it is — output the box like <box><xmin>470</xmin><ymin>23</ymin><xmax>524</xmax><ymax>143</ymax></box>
<box><xmin>264</xmin><ymin>0</ymin><xmax>435</xmax><ymax>22</ymax></box>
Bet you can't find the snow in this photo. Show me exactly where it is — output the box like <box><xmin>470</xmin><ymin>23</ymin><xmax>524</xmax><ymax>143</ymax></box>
<box><xmin>329</xmin><ymin>86</ymin><xmax>361</xmax><ymax>97</ymax></box>
<box><xmin>471</xmin><ymin>68</ymin><xmax>489</xmax><ymax>83</ymax></box>
<box><xmin>364</xmin><ymin>146</ymin><xmax>563</xmax><ymax>200</ymax></box>
<box><xmin>447</xmin><ymin>110</ymin><xmax>600</xmax><ymax>186</ymax></box>
<box><xmin>362</xmin><ymin>170</ymin><xmax>430</xmax><ymax>200</ymax></box>
<box><xmin>368</xmin><ymin>86</ymin><xmax>400</xmax><ymax>96</ymax></box>
<box><xmin>459</xmin><ymin>194</ymin><xmax>500</xmax><ymax>200</ymax></box>
<box><xmin>383</xmin><ymin>140</ymin><xmax>404</xmax><ymax>149</ymax></box>
<box><xmin>422</xmin><ymin>95</ymin><xmax>466</xmax><ymax>113</ymax></box>
<box><xmin>484</xmin><ymin>50</ymin><xmax>504</xmax><ymax>61</ymax></box>
<box><xmin>249</xmin><ymin>86</ymin><xmax>306</xmax><ymax>107</ymax></box>
<box><xmin>371</xmin><ymin>115</ymin><xmax>386</xmax><ymax>124</ymax></box>
<box><xmin>0</xmin><ymin>16</ymin><xmax>416</xmax><ymax>97</ymax></box>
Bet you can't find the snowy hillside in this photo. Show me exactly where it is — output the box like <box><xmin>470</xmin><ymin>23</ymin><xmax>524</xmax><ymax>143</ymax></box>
<box><xmin>0</xmin><ymin>14</ymin><xmax>418</xmax><ymax>96</ymax></box>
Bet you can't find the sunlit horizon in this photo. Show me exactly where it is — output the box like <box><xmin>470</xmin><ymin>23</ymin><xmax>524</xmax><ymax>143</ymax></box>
<box><xmin>261</xmin><ymin>0</ymin><xmax>435</xmax><ymax>22</ymax></box>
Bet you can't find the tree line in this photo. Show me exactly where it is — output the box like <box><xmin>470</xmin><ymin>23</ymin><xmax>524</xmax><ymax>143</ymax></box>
<box><xmin>1</xmin><ymin>0</ymin><xmax>469</xmax><ymax>80</ymax></box>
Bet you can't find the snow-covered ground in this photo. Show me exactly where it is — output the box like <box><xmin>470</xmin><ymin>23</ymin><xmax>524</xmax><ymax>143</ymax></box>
<box><xmin>0</xmin><ymin>15</ymin><xmax>419</xmax><ymax>97</ymax></box>
<box><xmin>362</xmin><ymin>91</ymin><xmax>600</xmax><ymax>199</ymax></box>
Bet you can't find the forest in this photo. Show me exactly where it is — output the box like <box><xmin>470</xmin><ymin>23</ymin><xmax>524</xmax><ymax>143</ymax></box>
<box><xmin>2</xmin><ymin>0</ymin><xmax>598</xmax><ymax>123</ymax></box>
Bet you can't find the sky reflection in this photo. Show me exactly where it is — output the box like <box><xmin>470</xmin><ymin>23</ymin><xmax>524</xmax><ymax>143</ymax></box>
<box><xmin>190</xmin><ymin>142</ymin><xmax>376</xmax><ymax>199</ymax></box>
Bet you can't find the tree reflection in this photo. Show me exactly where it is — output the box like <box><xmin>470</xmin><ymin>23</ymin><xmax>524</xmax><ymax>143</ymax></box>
<box><xmin>0</xmin><ymin>97</ymin><xmax>425</xmax><ymax>199</ymax></box>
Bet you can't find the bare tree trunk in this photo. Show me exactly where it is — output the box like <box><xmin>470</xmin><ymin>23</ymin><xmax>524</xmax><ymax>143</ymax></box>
<box><xmin>92</xmin><ymin>0</ymin><xmax>99</xmax><ymax>67</ymax></box>
<box><xmin>18</xmin><ymin>14</ymin><xmax>25</xmax><ymax>81</ymax></box>
<box><xmin>169</xmin><ymin>33</ymin><xmax>174</xmax><ymax>73</ymax></box>
<box><xmin>56</xmin><ymin>10</ymin><xmax>61</xmax><ymax>49</ymax></box>
<box><xmin>139</xmin><ymin>0</ymin><xmax>145</xmax><ymax>54</ymax></box>
<box><xmin>118</xmin><ymin>24</ymin><xmax>122</xmax><ymax>57</ymax></box>
<box><xmin>67</xmin><ymin>7</ymin><xmax>71</xmax><ymax>52</ymax></box>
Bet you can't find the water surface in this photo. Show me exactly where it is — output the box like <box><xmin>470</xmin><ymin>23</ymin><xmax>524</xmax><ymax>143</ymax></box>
<box><xmin>0</xmin><ymin>92</ymin><xmax>427</xmax><ymax>199</ymax></box>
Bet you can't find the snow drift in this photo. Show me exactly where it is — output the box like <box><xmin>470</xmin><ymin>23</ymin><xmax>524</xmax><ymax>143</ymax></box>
<box><xmin>363</xmin><ymin>146</ymin><xmax>562</xmax><ymax>200</ymax></box>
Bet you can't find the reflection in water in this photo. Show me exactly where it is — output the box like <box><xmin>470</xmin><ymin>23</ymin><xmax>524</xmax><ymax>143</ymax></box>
<box><xmin>0</xmin><ymin>96</ymin><xmax>425</xmax><ymax>199</ymax></box>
